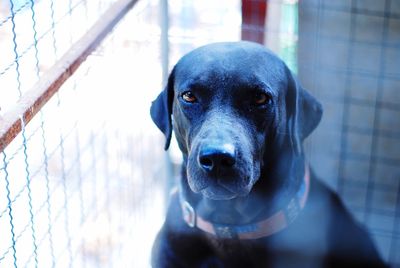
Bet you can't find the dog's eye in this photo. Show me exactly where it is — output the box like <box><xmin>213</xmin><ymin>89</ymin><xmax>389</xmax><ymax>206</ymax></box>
<box><xmin>181</xmin><ymin>91</ymin><xmax>197</xmax><ymax>103</ymax></box>
<box><xmin>254</xmin><ymin>92</ymin><xmax>272</xmax><ymax>106</ymax></box>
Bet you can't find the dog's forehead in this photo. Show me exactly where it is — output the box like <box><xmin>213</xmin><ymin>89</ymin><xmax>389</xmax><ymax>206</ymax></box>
<box><xmin>173</xmin><ymin>42</ymin><xmax>287</xmax><ymax>90</ymax></box>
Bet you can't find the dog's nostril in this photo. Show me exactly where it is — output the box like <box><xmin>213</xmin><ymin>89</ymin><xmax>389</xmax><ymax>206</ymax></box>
<box><xmin>199</xmin><ymin>156</ymin><xmax>213</xmax><ymax>169</ymax></box>
<box><xmin>221</xmin><ymin>156</ymin><xmax>235</xmax><ymax>167</ymax></box>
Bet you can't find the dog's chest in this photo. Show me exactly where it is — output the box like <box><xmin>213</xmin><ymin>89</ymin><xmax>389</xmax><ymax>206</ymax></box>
<box><xmin>201</xmin><ymin>234</ymin><xmax>326</xmax><ymax>268</ymax></box>
<box><xmin>205</xmin><ymin>236</ymin><xmax>270</xmax><ymax>266</ymax></box>
<box><xmin>199</xmin><ymin>211</ymin><xmax>331</xmax><ymax>266</ymax></box>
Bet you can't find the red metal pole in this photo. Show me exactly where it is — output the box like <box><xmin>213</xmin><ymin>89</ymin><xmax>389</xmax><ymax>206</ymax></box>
<box><xmin>241</xmin><ymin>0</ymin><xmax>268</xmax><ymax>44</ymax></box>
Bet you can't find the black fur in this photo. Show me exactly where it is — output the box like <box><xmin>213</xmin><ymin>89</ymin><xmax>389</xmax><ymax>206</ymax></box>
<box><xmin>150</xmin><ymin>41</ymin><xmax>387</xmax><ymax>267</ymax></box>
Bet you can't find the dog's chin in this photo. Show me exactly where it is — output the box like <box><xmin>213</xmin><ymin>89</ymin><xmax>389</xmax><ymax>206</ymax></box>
<box><xmin>201</xmin><ymin>187</ymin><xmax>238</xmax><ymax>200</ymax></box>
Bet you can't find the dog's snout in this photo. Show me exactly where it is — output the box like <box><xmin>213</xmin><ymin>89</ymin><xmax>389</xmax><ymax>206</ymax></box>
<box><xmin>198</xmin><ymin>143</ymin><xmax>236</xmax><ymax>172</ymax></box>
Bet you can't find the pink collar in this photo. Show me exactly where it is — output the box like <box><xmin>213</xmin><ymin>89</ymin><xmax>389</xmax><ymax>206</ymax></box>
<box><xmin>180</xmin><ymin>165</ymin><xmax>310</xmax><ymax>239</ymax></box>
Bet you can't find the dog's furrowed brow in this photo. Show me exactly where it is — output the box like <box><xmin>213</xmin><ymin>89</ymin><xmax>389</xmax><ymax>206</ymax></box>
<box><xmin>176</xmin><ymin>81</ymin><xmax>211</xmax><ymax>96</ymax></box>
<box><xmin>233</xmin><ymin>79</ymin><xmax>276</xmax><ymax>97</ymax></box>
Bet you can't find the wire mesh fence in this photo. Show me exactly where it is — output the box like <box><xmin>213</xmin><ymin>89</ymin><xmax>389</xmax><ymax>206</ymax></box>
<box><xmin>0</xmin><ymin>0</ymin><xmax>115</xmax><ymax>114</ymax></box>
<box><xmin>296</xmin><ymin>1</ymin><xmax>400</xmax><ymax>265</ymax></box>
<box><xmin>0</xmin><ymin>0</ymin><xmax>167</xmax><ymax>267</ymax></box>
<box><xmin>1</xmin><ymin>0</ymin><xmax>399</xmax><ymax>267</ymax></box>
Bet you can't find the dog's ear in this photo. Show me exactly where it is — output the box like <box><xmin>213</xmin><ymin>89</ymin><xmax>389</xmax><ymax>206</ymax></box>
<box><xmin>286</xmin><ymin>68</ymin><xmax>323</xmax><ymax>154</ymax></box>
<box><xmin>150</xmin><ymin>70</ymin><xmax>175</xmax><ymax>150</ymax></box>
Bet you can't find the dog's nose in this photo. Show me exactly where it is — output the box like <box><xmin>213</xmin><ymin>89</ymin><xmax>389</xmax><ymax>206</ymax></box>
<box><xmin>198</xmin><ymin>143</ymin><xmax>236</xmax><ymax>172</ymax></box>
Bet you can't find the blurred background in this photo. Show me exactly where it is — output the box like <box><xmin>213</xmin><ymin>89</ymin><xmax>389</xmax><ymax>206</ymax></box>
<box><xmin>0</xmin><ymin>0</ymin><xmax>399</xmax><ymax>267</ymax></box>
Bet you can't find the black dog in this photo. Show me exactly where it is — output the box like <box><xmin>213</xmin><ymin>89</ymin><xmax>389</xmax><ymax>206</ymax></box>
<box><xmin>150</xmin><ymin>41</ymin><xmax>386</xmax><ymax>267</ymax></box>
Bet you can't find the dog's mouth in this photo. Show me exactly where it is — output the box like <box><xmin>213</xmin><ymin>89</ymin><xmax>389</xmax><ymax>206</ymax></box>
<box><xmin>198</xmin><ymin>178</ymin><xmax>253</xmax><ymax>200</ymax></box>
<box><xmin>201</xmin><ymin>187</ymin><xmax>237</xmax><ymax>201</ymax></box>
<box><xmin>187</xmin><ymin>167</ymin><xmax>256</xmax><ymax>200</ymax></box>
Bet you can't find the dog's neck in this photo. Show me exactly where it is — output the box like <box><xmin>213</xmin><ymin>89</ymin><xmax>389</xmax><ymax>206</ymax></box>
<box><xmin>180</xmin><ymin>152</ymin><xmax>306</xmax><ymax>226</ymax></box>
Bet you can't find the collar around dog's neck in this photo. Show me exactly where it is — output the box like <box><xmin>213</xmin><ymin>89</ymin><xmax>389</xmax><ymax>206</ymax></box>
<box><xmin>180</xmin><ymin>165</ymin><xmax>310</xmax><ymax>240</ymax></box>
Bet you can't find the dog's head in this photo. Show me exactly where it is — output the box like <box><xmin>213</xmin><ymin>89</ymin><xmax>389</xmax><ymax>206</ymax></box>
<box><xmin>151</xmin><ymin>41</ymin><xmax>322</xmax><ymax>204</ymax></box>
